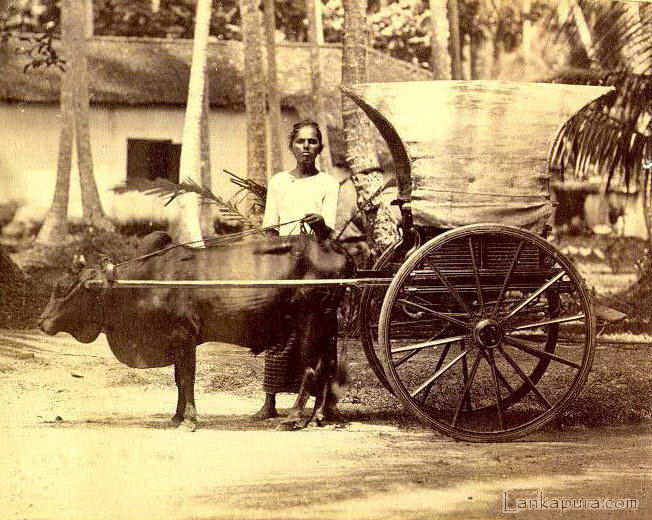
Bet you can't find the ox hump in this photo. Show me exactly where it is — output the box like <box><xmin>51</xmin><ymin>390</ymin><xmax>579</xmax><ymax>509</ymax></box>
<box><xmin>138</xmin><ymin>231</ymin><xmax>174</xmax><ymax>254</ymax></box>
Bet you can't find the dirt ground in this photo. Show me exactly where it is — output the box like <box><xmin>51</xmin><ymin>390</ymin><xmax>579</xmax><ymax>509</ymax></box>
<box><xmin>1</xmin><ymin>329</ymin><xmax>650</xmax><ymax>520</ymax></box>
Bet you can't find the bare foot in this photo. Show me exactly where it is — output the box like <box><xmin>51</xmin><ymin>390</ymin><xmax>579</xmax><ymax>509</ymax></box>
<box><xmin>251</xmin><ymin>406</ymin><xmax>278</xmax><ymax>420</ymax></box>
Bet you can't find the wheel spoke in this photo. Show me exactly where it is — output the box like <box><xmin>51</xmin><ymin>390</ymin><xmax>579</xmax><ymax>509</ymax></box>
<box><xmin>452</xmin><ymin>351</ymin><xmax>482</xmax><ymax>427</ymax></box>
<box><xmin>409</xmin><ymin>346</ymin><xmax>474</xmax><ymax>398</ymax></box>
<box><xmin>460</xmin><ymin>341</ymin><xmax>472</xmax><ymax>411</ymax></box>
<box><xmin>491</xmin><ymin>240</ymin><xmax>525</xmax><ymax>318</ymax></box>
<box><xmin>510</xmin><ymin>314</ymin><xmax>585</xmax><ymax>332</ymax></box>
<box><xmin>370</xmin><ymin>318</ymin><xmax>445</xmax><ymax>331</ymax></box>
<box><xmin>479</xmin><ymin>349</ymin><xmax>515</xmax><ymax>397</ymax></box>
<box><xmin>393</xmin><ymin>348</ymin><xmax>421</xmax><ymax>368</ymax></box>
<box><xmin>424</xmin><ymin>257</ymin><xmax>477</xmax><ymax>317</ymax></box>
<box><xmin>503</xmin><ymin>336</ymin><xmax>581</xmax><ymax>369</ymax></box>
<box><xmin>486</xmin><ymin>349</ymin><xmax>505</xmax><ymax>430</ymax></box>
<box><xmin>397</xmin><ymin>299</ymin><xmax>473</xmax><ymax>330</ymax></box>
<box><xmin>468</xmin><ymin>237</ymin><xmax>484</xmax><ymax>314</ymax></box>
<box><xmin>416</xmin><ymin>341</ymin><xmax>452</xmax><ymax>402</ymax></box>
<box><xmin>391</xmin><ymin>334</ymin><xmax>468</xmax><ymax>354</ymax></box>
<box><xmin>500</xmin><ymin>271</ymin><xmax>566</xmax><ymax>323</ymax></box>
<box><xmin>498</xmin><ymin>347</ymin><xmax>552</xmax><ymax>409</ymax></box>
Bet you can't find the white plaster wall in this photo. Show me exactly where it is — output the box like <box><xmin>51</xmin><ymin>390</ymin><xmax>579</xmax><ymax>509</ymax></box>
<box><xmin>0</xmin><ymin>104</ymin><xmax>298</xmax><ymax>223</ymax></box>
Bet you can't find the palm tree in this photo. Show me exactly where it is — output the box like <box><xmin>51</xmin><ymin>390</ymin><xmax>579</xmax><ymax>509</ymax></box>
<box><xmin>342</xmin><ymin>0</ymin><xmax>395</xmax><ymax>254</ymax></box>
<box><xmin>548</xmin><ymin>0</ymin><xmax>652</xmax><ymax>316</ymax></box>
<box><xmin>69</xmin><ymin>0</ymin><xmax>113</xmax><ymax>231</ymax></box>
<box><xmin>199</xmin><ymin>63</ymin><xmax>214</xmax><ymax>238</ymax></box>
<box><xmin>263</xmin><ymin>0</ymin><xmax>283</xmax><ymax>173</ymax></box>
<box><xmin>239</xmin><ymin>0</ymin><xmax>268</xmax><ymax>191</ymax></box>
<box><xmin>306</xmin><ymin>0</ymin><xmax>332</xmax><ymax>170</ymax></box>
<box><xmin>36</xmin><ymin>1</ymin><xmax>75</xmax><ymax>245</ymax></box>
<box><xmin>429</xmin><ymin>0</ymin><xmax>452</xmax><ymax>79</ymax></box>
<box><xmin>173</xmin><ymin>0</ymin><xmax>213</xmax><ymax>245</ymax></box>
<box><xmin>447</xmin><ymin>0</ymin><xmax>463</xmax><ymax>79</ymax></box>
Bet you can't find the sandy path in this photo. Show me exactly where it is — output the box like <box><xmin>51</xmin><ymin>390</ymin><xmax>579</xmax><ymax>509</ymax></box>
<box><xmin>1</xmin><ymin>330</ymin><xmax>650</xmax><ymax>519</ymax></box>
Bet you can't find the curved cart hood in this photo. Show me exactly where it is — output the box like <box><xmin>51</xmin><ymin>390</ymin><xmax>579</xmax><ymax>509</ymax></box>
<box><xmin>341</xmin><ymin>81</ymin><xmax>613</xmax><ymax>231</ymax></box>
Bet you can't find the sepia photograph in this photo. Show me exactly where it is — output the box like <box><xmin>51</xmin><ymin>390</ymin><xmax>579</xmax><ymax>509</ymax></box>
<box><xmin>0</xmin><ymin>0</ymin><xmax>650</xmax><ymax>518</ymax></box>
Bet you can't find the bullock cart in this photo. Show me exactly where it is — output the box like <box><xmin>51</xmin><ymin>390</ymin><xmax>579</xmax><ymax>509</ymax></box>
<box><xmin>87</xmin><ymin>81</ymin><xmax>613</xmax><ymax>442</ymax></box>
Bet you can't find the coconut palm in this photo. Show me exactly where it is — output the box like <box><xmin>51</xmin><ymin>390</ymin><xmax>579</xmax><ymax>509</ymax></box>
<box><xmin>306</xmin><ymin>0</ymin><xmax>333</xmax><ymax>170</ymax></box>
<box><xmin>35</xmin><ymin>3</ymin><xmax>74</xmax><ymax>245</ymax></box>
<box><xmin>547</xmin><ymin>0</ymin><xmax>652</xmax><ymax>316</ymax></box>
<box><xmin>428</xmin><ymin>0</ymin><xmax>452</xmax><ymax>79</ymax></box>
<box><xmin>262</xmin><ymin>0</ymin><xmax>284</xmax><ymax>173</ymax></box>
<box><xmin>173</xmin><ymin>0</ymin><xmax>213</xmax><ymax>245</ymax></box>
<box><xmin>69</xmin><ymin>0</ymin><xmax>113</xmax><ymax>231</ymax></box>
<box><xmin>239</xmin><ymin>0</ymin><xmax>268</xmax><ymax>190</ymax></box>
<box><xmin>342</xmin><ymin>0</ymin><xmax>396</xmax><ymax>254</ymax></box>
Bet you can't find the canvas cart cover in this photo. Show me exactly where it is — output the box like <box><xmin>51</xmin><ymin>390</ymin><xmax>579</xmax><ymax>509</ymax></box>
<box><xmin>342</xmin><ymin>81</ymin><xmax>612</xmax><ymax>231</ymax></box>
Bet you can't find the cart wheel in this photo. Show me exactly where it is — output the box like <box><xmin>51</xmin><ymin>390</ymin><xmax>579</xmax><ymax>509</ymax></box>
<box><xmin>360</xmin><ymin>233</ymin><xmax>426</xmax><ymax>393</ymax></box>
<box><xmin>360</xmin><ymin>243</ymin><xmax>400</xmax><ymax>393</ymax></box>
<box><xmin>378</xmin><ymin>224</ymin><xmax>595</xmax><ymax>442</ymax></box>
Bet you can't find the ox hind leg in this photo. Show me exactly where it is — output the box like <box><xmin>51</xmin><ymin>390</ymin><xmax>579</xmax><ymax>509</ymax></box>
<box><xmin>312</xmin><ymin>311</ymin><xmax>343</xmax><ymax>426</ymax></box>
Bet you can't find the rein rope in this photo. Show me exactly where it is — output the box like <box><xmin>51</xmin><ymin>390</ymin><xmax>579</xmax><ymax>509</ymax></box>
<box><xmin>94</xmin><ymin>180</ymin><xmax>388</xmax><ymax>276</ymax></box>
<box><xmin>110</xmin><ymin>216</ymin><xmax>312</xmax><ymax>271</ymax></box>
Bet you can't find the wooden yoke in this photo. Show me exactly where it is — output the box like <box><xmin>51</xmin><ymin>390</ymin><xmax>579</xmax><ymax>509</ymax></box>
<box><xmin>341</xmin><ymin>81</ymin><xmax>613</xmax><ymax>232</ymax></box>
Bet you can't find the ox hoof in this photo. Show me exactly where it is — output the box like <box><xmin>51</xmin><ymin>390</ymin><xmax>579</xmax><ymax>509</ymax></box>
<box><xmin>170</xmin><ymin>414</ymin><xmax>184</xmax><ymax>427</ymax></box>
<box><xmin>275</xmin><ymin>421</ymin><xmax>299</xmax><ymax>431</ymax></box>
<box><xmin>178</xmin><ymin>419</ymin><xmax>197</xmax><ymax>432</ymax></box>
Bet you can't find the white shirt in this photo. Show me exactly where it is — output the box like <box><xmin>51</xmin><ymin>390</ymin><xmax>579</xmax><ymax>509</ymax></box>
<box><xmin>262</xmin><ymin>170</ymin><xmax>339</xmax><ymax>236</ymax></box>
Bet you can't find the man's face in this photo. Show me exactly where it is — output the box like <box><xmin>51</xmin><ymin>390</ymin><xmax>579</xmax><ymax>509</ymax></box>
<box><xmin>291</xmin><ymin>126</ymin><xmax>321</xmax><ymax>166</ymax></box>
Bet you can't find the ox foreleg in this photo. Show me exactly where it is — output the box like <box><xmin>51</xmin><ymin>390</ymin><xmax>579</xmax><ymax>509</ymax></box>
<box><xmin>173</xmin><ymin>343</ymin><xmax>198</xmax><ymax>432</ymax></box>
<box><xmin>171</xmin><ymin>363</ymin><xmax>186</xmax><ymax>426</ymax></box>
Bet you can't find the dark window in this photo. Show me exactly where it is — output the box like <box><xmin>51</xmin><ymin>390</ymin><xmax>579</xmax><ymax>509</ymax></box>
<box><xmin>126</xmin><ymin>139</ymin><xmax>181</xmax><ymax>183</ymax></box>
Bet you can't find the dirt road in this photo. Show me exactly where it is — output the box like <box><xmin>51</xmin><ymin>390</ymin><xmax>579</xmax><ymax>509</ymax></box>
<box><xmin>1</xmin><ymin>330</ymin><xmax>650</xmax><ymax>519</ymax></box>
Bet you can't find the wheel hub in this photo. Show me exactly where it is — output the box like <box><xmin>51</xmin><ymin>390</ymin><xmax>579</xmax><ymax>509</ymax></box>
<box><xmin>474</xmin><ymin>319</ymin><xmax>503</xmax><ymax>348</ymax></box>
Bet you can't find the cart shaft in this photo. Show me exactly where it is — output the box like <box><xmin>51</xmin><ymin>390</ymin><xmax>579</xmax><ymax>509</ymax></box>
<box><xmin>84</xmin><ymin>278</ymin><xmax>395</xmax><ymax>290</ymax></box>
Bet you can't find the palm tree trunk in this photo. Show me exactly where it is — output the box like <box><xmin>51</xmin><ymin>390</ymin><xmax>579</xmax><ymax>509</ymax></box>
<box><xmin>342</xmin><ymin>0</ymin><xmax>395</xmax><ymax>255</ymax></box>
<box><xmin>173</xmin><ymin>0</ymin><xmax>212</xmax><ymax>245</ymax></box>
<box><xmin>36</xmin><ymin>78</ymin><xmax>74</xmax><ymax>244</ymax></box>
<box><xmin>68</xmin><ymin>0</ymin><xmax>113</xmax><ymax>231</ymax></box>
<box><xmin>263</xmin><ymin>0</ymin><xmax>283</xmax><ymax>173</ymax></box>
<box><xmin>36</xmin><ymin>5</ymin><xmax>75</xmax><ymax>245</ymax></box>
<box><xmin>447</xmin><ymin>0</ymin><xmax>463</xmax><ymax>80</ymax></box>
<box><xmin>429</xmin><ymin>0</ymin><xmax>452</xmax><ymax>79</ymax></box>
<box><xmin>199</xmin><ymin>65</ymin><xmax>214</xmax><ymax>238</ymax></box>
<box><xmin>240</xmin><ymin>0</ymin><xmax>268</xmax><ymax>191</ymax></box>
<box><xmin>306</xmin><ymin>0</ymin><xmax>332</xmax><ymax>170</ymax></box>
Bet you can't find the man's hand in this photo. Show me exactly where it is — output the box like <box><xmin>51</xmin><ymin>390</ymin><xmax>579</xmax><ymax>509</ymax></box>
<box><xmin>303</xmin><ymin>213</ymin><xmax>333</xmax><ymax>241</ymax></box>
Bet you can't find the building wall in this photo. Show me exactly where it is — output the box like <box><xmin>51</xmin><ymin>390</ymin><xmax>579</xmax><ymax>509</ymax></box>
<box><xmin>0</xmin><ymin>103</ymin><xmax>298</xmax><ymax>223</ymax></box>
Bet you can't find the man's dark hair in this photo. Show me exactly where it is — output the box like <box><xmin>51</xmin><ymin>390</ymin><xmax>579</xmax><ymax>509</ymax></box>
<box><xmin>288</xmin><ymin>120</ymin><xmax>323</xmax><ymax>153</ymax></box>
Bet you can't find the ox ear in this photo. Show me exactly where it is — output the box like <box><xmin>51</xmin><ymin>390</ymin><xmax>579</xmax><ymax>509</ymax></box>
<box><xmin>72</xmin><ymin>254</ymin><xmax>87</xmax><ymax>273</ymax></box>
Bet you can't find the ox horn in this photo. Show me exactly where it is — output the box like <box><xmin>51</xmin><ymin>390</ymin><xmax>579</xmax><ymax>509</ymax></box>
<box><xmin>72</xmin><ymin>254</ymin><xmax>87</xmax><ymax>272</ymax></box>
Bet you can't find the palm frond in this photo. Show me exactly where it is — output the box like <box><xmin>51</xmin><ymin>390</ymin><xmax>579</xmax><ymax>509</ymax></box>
<box><xmin>224</xmin><ymin>170</ymin><xmax>267</xmax><ymax>205</ymax></box>
<box><xmin>111</xmin><ymin>176</ymin><xmax>247</xmax><ymax>224</ymax></box>
<box><xmin>550</xmin><ymin>72</ymin><xmax>652</xmax><ymax>198</ymax></box>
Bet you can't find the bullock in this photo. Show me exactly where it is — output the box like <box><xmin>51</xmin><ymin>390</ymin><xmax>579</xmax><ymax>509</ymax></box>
<box><xmin>38</xmin><ymin>223</ymin><xmax>354</xmax><ymax>431</ymax></box>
